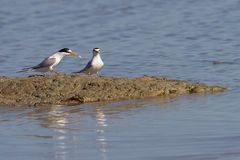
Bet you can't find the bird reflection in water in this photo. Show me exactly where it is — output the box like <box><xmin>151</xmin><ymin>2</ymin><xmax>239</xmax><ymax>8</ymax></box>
<box><xmin>24</xmin><ymin>96</ymin><xmax>174</xmax><ymax>160</ymax></box>
<box><xmin>29</xmin><ymin>105</ymin><xmax>70</xmax><ymax>160</ymax></box>
<box><xmin>46</xmin><ymin>106</ymin><xmax>69</xmax><ymax>160</ymax></box>
<box><xmin>95</xmin><ymin>106</ymin><xmax>108</xmax><ymax>160</ymax></box>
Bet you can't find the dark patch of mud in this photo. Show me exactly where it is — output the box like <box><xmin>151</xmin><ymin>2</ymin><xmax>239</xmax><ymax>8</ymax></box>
<box><xmin>0</xmin><ymin>75</ymin><xmax>226</xmax><ymax>106</ymax></box>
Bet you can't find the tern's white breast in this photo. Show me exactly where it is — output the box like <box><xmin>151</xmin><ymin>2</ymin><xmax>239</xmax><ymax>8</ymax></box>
<box><xmin>92</xmin><ymin>54</ymin><xmax>104</xmax><ymax>70</ymax></box>
<box><xmin>84</xmin><ymin>54</ymin><xmax>104</xmax><ymax>74</ymax></box>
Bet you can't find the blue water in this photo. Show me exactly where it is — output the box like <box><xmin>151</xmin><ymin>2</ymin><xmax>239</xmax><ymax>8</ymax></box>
<box><xmin>1</xmin><ymin>0</ymin><xmax>240</xmax><ymax>159</ymax></box>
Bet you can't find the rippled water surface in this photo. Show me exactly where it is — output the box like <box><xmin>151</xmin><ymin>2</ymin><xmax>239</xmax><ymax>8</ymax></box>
<box><xmin>1</xmin><ymin>0</ymin><xmax>240</xmax><ymax>159</ymax></box>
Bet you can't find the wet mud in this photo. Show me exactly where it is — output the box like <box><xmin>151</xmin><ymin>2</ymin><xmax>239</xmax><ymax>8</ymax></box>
<box><xmin>0</xmin><ymin>75</ymin><xmax>226</xmax><ymax>106</ymax></box>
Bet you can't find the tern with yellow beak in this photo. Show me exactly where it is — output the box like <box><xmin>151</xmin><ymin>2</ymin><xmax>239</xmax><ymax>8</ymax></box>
<box><xmin>20</xmin><ymin>48</ymin><xmax>80</xmax><ymax>74</ymax></box>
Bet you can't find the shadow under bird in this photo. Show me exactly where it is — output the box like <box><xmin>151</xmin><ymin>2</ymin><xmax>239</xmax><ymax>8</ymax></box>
<box><xmin>19</xmin><ymin>48</ymin><xmax>80</xmax><ymax>74</ymax></box>
<box><xmin>75</xmin><ymin>48</ymin><xmax>104</xmax><ymax>75</ymax></box>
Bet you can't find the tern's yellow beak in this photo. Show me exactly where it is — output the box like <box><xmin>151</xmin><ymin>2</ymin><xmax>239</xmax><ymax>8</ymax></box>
<box><xmin>69</xmin><ymin>51</ymin><xmax>81</xmax><ymax>58</ymax></box>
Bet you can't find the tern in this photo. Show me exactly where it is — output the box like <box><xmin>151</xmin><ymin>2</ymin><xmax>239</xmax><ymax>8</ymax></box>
<box><xmin>20</xmin><ymin>48</ymin><xmax>80</xmax><ymax>74</ymax></box>
<box><xmin>75</xmin><ymin>48</ymin><xmax>104</xmax><ymax>75</ymax></box>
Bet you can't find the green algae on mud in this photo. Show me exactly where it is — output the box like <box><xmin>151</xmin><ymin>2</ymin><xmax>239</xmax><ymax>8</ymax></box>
<box><xmin>0</xmin><ymin>75</ymin><xmax>226</xmax><ymax>106</ymax></box>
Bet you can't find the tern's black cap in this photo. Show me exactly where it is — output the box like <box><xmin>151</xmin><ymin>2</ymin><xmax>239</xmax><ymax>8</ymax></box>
<box><xmin>58</xmin><ymin>48</ymin><xmax>70</xmax><ymax>52</ymax></box>
<box><xmin>93</xmin><ymin>48</ymin><xmax>100</xmax><ymax>51</ymax></box>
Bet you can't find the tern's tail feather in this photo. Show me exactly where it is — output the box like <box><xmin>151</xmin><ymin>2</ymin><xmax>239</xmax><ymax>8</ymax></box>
<box><xmin>18</xmin><ymin>67</ymin><xmax>34</xmax><ymax>72</ymax></box>
<box><xmin>72</xmin><ymin>69</ymin><xmax>85</xmax><ymax>74</ymax></box>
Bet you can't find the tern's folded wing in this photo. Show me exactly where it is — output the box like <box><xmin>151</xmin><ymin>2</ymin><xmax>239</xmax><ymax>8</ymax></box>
<box><xmin>81</xmin><ymin>60</ymin><xmax>92</xmax><ymax>72</ymax></box>
<box><xmin>33</xmin><ymin>57</ymin><xmax>57</xmax><ymax>69</ymax></box>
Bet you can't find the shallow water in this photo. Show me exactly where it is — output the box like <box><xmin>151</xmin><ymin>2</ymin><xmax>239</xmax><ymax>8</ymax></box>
<box><xmin>1</xmin><ymin>0</ymin><xmax>240</xmax><ymax>159</ymax></box>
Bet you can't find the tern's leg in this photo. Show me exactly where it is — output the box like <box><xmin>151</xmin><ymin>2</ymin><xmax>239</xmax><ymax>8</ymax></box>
<box><xmin>28</xmin><ymin>74</ymin><xmax>45</xmax><ymax>77</ymax></box>
<box><xmin>51</xmin><ymin>70</ymin><xmax>62</xmax><ymax>75</ymax></box>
